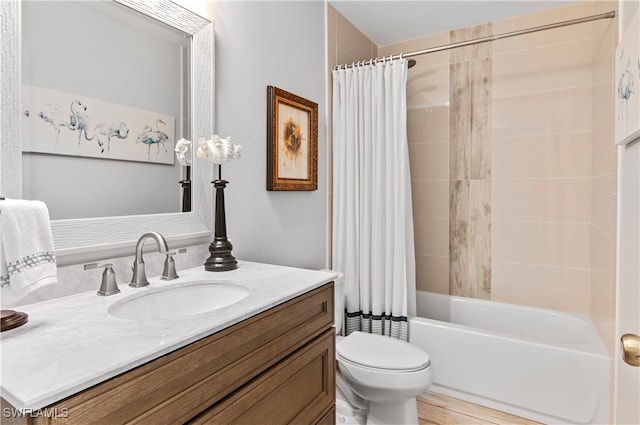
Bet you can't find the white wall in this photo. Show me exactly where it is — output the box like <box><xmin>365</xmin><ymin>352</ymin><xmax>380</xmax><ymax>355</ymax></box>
<box><xmin>208</xmin><ymin>1</ymin><xmax>327</xmax><ymax>270</ymax></box>
<box><xmin>614</xmin><ymin>2</ymin><xmax>640</xmax><ymax>423</ymax></box>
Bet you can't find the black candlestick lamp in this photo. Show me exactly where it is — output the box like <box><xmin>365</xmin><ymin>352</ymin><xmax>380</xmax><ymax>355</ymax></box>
<box><xmin>204</xmin><ymin>165</ymin><xmax>237</xmax><ymax>271</ymax></box>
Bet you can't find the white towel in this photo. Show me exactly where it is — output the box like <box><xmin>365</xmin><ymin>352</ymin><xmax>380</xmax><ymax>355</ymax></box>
<box><xmin>0</xmin><ymin>199</ymin><xmax>57</xmax><ymax>305</ymax></box>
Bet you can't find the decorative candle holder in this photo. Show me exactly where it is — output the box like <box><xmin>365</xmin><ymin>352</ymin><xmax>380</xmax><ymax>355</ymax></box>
<box><xmin>204</xmin><ymin>170</ymin><xmax>237</xmax><ymax>271</ymax></box>
<box><xmin>195</xmin><ymin>136</ymin><xmax>242</xmax><ymax>272</ymax></box>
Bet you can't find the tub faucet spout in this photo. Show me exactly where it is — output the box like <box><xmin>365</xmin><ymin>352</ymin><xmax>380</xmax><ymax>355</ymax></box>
<box><xmin>130</xmin><ymin>231</ymin><xmax>169</xmax><ymax>288</ymax></box>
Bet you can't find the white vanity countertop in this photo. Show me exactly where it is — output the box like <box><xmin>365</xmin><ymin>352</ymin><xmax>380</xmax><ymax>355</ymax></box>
<box><xmin>0</xmin><ymin>261</ymin><xmax>337</xmax><ymax>410</ymax></box>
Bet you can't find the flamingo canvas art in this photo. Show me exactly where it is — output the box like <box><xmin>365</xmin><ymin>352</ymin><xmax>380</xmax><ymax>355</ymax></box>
<box><xmin>23</xmin><ymin>85</ymin><xmax>176</xmax><ymax>164</ymax></box>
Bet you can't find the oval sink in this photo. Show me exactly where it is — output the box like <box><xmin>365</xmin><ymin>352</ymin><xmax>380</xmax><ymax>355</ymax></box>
<box><xmin>108</xmin><ymin>281</ymin><xmax>250</xmax><ymax>321</ymax></box>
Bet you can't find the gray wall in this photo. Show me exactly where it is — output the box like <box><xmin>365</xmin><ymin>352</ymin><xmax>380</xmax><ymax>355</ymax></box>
<box><xmin>210</xmin><ymin>1</ymin><xmax>327</xmax><ymax>270</ymax></box>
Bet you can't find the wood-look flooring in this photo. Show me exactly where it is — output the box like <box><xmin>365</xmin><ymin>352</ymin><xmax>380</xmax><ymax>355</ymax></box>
<box><xmin>418</xmin><ymin>392</ymin><xmax>543</xmax><ymax>425</ymax></box>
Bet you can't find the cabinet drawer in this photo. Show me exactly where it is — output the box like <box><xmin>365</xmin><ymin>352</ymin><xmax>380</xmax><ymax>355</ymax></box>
<box><xmin>37</xmin><ymin>283</ymin><xmax>333</xmax><ymax>425</ymax></box>
<box><xmin>190</xmin><ymin>329</ymin><xmax>335</xmax><ymax>425</ymax></box>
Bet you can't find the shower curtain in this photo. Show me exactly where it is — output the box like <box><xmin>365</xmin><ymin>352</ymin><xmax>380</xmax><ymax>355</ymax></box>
<box><xmin>332</xmin><ymin>58</ymin><xmax>416</xmax><ymax>340</ymax></box>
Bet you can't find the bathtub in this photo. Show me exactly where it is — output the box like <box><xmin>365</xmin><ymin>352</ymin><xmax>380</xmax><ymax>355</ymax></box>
<box><xmin>409</xmin><ymin>291</ymin><xmax>609</xmax><ymax>425</ymax></box>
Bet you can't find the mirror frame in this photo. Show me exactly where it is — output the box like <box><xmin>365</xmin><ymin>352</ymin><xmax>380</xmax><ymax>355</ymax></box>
<box><xmin>1</xmin><ymin>0</ymin><xmax>213</xmax><ymax>266</ymax></box>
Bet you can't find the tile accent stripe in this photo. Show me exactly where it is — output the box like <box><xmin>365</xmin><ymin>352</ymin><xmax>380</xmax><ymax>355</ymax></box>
<box><xmin>449</xmin><ymin>24</ymin><xmax>493</xmax><ymax>299</ymax></box>
<box><xmin>449</xmin><ymin>180</ymin><xmax>470</xmax><ymax>296</ymax></box>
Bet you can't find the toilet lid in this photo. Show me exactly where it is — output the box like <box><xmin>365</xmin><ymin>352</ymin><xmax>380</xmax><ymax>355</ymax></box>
<box><xmin>336</xmin><ymin>331</ymin><xmax>430</xmax><ymax>372</ymax></box>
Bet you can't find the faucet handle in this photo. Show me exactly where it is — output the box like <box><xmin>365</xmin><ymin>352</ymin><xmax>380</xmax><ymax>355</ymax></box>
<box><xmin>84</xmin><ymin>263</ymin><xmax>121</xmax><ymax>296</ymax></box>
<box><xmin>161</xmin><ymin>248</ymin><xmax>187</xmax><ymax>281</ymax></box>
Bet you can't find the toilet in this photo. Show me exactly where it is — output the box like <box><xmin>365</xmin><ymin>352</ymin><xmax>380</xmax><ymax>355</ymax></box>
<box><xmin>329</xmin><ymin>271</ymin><xmax>434</xmax><ymax>425</ymax></box>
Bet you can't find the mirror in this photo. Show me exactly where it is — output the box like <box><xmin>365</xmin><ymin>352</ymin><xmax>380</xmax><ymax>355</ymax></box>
<box><xmin>1</xmin><ymin>0</ymin><xmax>213</xmax><ymax>265</ymax></box>
<box><xmin>21</xmin><ymin>0</ymin><xmax>191</xmax><ymax>220</ymax></box>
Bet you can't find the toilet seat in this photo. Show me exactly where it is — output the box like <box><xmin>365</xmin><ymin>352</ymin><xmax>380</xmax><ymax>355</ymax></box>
<box><xmin>336</xmin><ymin>331</ymin><xmax>430</xmax><ymax>372</ymax></box>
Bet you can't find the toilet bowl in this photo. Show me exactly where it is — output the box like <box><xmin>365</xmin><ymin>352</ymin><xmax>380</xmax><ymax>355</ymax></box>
<box><xmin>325</xmin><ymin>271</ymin><xmax>434</xmax><ymax>425</ymax></box>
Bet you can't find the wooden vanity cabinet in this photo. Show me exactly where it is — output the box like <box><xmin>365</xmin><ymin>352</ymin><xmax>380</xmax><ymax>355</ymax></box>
<box><xmin>17</xmin><ymin>283</ymin><xmax>335</xmax><ymax>425</ymax></box>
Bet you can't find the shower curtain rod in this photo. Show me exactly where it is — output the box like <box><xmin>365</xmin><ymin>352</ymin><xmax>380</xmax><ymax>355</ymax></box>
<box><xmin>335</xmin><ymin>10</ymin><xmax>615</xmax><ymax>69</ymax></box>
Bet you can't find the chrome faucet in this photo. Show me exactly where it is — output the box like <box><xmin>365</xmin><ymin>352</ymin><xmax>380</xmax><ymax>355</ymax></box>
<box><xmin>130</xmin><ymin>232</ymin><xmax>169</xmax><ymax>288</ymax></box>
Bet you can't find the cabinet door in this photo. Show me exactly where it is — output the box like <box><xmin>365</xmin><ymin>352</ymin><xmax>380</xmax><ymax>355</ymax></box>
<box><xmin>190</xmin><ymin>330</ymin><xmax>335</xmax><ymax>425</ymax></box>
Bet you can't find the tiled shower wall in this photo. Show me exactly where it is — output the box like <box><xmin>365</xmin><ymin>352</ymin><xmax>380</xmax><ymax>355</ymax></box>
<box><xmin>330</xmin><ymin>1</ymin><xmax>617</xmax><ymax>353</ymax></box>
<box><xmin>378</xmin><ymin>1</ymin><xmax>617</xmax><ymax>339</ymax></box>
<box><xmin>590</xmin><ymin>0</ymin><xmax>618</xmax><ymax>356</ymax></box>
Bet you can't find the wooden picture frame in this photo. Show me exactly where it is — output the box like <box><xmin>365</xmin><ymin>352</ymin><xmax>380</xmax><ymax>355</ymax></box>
<box><xmin>267</xmin><ymin>86</ymin><xmax>318</xmax><ymax>191</ymax></box>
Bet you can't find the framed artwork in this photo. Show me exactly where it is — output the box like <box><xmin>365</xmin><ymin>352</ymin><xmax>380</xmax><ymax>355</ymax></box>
<box><xmin>267</xmin><ymin>86</ymin><xmax>318</xmax><ymax>191</ymax></box>
<box><xmin>615</xmin><ymin>8</ymin><xmax>640</xmax><ymax>146</ymax></box>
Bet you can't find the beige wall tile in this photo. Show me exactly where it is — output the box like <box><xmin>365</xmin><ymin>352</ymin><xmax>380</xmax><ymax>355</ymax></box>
<box><xmin>592</xmin><ymin>114</ymin><xmax>616</xmax><ymax>176</ymax></box>
<box><xmin>593</xmin><ymin>0</ymin><xmax>617</xmax><ymax>15</ymax></box>
<box><xmin>470</xmin><ymin>58</ymin><xmax>492</xmax><ymax>180</ymax></box>
<box><xmin>379</xmin><ymin>31</ymin><xmax>450</xmax><ymax>68</ymax></box>
<box><xmin>492</xmin><ymin>261</ymin><xmax>590</xmax><ymax>314</ymax></box>
<box><xmin>407</xmin><ymin>64</ymin><xmax>450</xmax><ymax>109</ymax></box>
<box><xmin>336</xmin><ymin>47</ymin><xmax>357</xmax><ymax>69</ymax></box>
<box><xmin>493</xmin><ymin>2</ymin><xmax>594</xmax><ymax>54</ymax></box>
<box><xmin>450</xmin><ymin>62</ymin><xmax>471</xmax><ymax>179</ymax></box>
<box><xmin>336</xmin><ymin>12</ymin><xmax>375</xmax><ymax>62</ymax></box>
<box><xmin>469</xmin><ymin>180</ymin><xmax>492</xmax><ymax>299</ymax></box>
<box><xmin>492</xmin><ymin>86</ymin><xmax>593</xmax><ymax>138</ymax></box>
<box><xmin>589</xmin><ymin>280</ymin><xmax>615</xmax><ymax>355</ymax></box>
<box><xmin>591</xmin><ymin>175</ymin><xmax>617</xmax><ymax>224</ymax></box>
<box><xmin>493</xmin><ymin>178</ymin><xmax>592</xmax><ymax>222</ymax></box>
<box><xmin>591</xmin><ymin>267</ymin><xmax>615</xmax><ymax>299</ymax></box>
<box><xmin>593</xmin><ymin>18</ymin><xmax>615</xmax><ymax>79</ymax></box>
<box><xmin>412</xmin><ymin>180</ymin><xmax>449</xmax><ymax>219</ymax></box>
<box><xmin>409</xmin><ymin>142</ymin><xmax>449</xmax><ymax>180</ymax></box>
<box><xmin>493</xmin><ymin>39</ymin><xmax>593</xmax><ymax>97</ymax></box>
<box><xmin>592</xmin><ymin>3</ymin><xmax>617</xmax><ymax>58</ymax></box>
<box><xmin>327</xmin><ymin>4</ymin><xmax>337</xmax><ymax>69</ymax></box>
<box><xmin>449</xmin><ymin>180</ymin><xmax>470</xmax><ymax>296</ymax></box>
<box><xmin>468</xmin><ymin>23</ymin><xmax>493</xmax><ymax>60</ymax></box>
<box><xmin>415</xmin><ymin>217</ymin><xmax>449</xmax><ymax>257</ymax></box>
<box><xmin>589</xmin><ymin>2</ymin><xmax>617</xmax><ymax>361</ymax></box>
<box><xmin>450</xmin><ymin>28</ymin><xmax>469</xmax><ymax>64</ymax></box>
<box><xmin>590</xmin><ymin>223</ymin><xmax>616</xmax><ymax>272</ymax></box>
<box><xmin>450</xmin><ymin>23</ymin><xmax>492</xmax><ymax>64</ymax></box>
<box><xmin>394</xmin><ymin>1</ymin><xmax>616</xmax><ymax>320</ymax></box>
<box><xmin>492</xmin><ymin>132</ymin><xmax>592</xmax><ymax>179</ymax></box>
<box><xmin>593</xmin><ymin>80</ymin><xmax>614</xmax><ymax>131</ymax></box>
<box><xmin>408</xmin><ymin>106</ymin><xmax>449</xmax><ymax>144</ymax></box>
<box><xmin>416</xmin><ymin>255</ymin><xmax>450</xmax><ymax>294</ymax></box>
<box><xmin>593</xmin><ymin>26</ymin><xmax>615</xmax><ymax>131</ymax></box>
<box><xmin>493</xmin><ymin>220</ymin><xmax>590</xmax><ymax>269</ymax></box>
